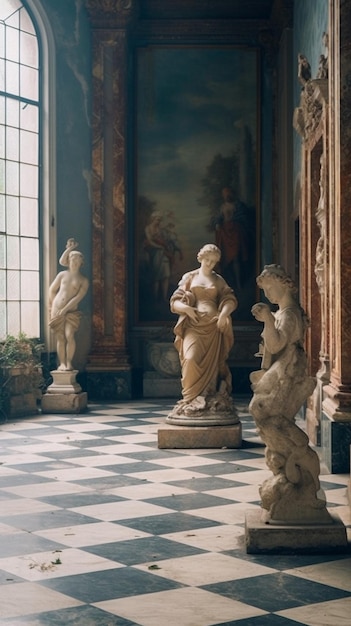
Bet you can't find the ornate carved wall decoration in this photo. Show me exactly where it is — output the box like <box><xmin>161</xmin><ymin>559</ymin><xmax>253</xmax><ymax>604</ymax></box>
<box><xmin>85</xmin><ymin>0</ymin><xmax>136</xmax><ymax>27</ymax></box>
<box><xmin>293</xmin><ymin>36</ymin><xmax>330</xmax><ymax>444</ymax></box>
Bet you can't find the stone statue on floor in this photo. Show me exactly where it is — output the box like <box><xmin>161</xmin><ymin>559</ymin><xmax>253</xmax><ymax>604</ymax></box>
<box><xmin>49</xmin><ymin>238</ymin><xmax>89</xmax><ymax>371</ymax></box>
<box><xmin>167</xmin><ymin>243</ymin><xmax>239</xmax><ymax>425</ymax></box>
<box><xmin>249</xmin><ymin>264</ymin><xmax>331</xmax><ymax>523</ymax></box>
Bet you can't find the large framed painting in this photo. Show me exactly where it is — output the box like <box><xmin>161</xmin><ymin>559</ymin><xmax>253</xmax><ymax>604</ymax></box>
<box><xmin>135</xmin><ymin>46</ymin><xmax>260</xmax><ymax>324</ymax></box>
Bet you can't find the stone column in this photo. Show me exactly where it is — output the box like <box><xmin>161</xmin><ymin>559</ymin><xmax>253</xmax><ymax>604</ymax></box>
<box><xmin>85</xmin><ymin>1</ymin><xmax>135</xmax><ymax>399</ymax></box>
<box><xmin>322</xmin><ymin>0</ymin><xmax>351</xmax><ymax>471</ymax></box>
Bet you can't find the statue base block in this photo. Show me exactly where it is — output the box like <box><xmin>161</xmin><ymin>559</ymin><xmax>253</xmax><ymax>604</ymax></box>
<box><xmin>41</xmin><ymin>392</ymin><xmax>87</xmax><ymax>414</ymax></box>
<box><xmin>47</xmin><ymin>370</ymin><xmax>82</xmax><ymax>394</ymax></box>
<box><xmin>245</xmin><ymin>509</ymin><xmax>347</xmax><ymax>554</ymax></box>
<box><xmin>157</xmin><ymin>422</ymin><xmax>242</xmax><ymax>449</ymax></box>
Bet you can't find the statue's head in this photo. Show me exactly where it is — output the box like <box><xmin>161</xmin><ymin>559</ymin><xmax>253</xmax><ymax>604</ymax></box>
<box><xmin>68</xmin><ymin>250</ymin><xmax>84</xmax><ymax>267</ymax></box>
<box><xmin>197</xmin><ymin>243</ymin><xmax>221</xmax><ymax>264</ymax></box>
<box><xmin>256</xmin><ymin>264</ymin><xmax>297</xmax><ymax>294</ymax></box>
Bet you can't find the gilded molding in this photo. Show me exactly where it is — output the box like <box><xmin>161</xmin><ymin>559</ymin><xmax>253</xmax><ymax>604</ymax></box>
<box><xmin>85</xmin><ymin>0</ymin><xmax>136</xmax><ymax>27</ymax></box>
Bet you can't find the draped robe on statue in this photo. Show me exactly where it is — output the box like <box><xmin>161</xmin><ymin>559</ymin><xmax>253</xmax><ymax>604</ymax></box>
<box><xmin>170</xmin><ymin>270</ymin><xmax>237</xmax><ymax>403</ymax></box>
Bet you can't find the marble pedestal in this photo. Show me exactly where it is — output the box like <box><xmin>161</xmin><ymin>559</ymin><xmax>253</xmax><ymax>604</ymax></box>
<box><xmin>41</xmin><ymin>370</ymin><xmax>87</xmax><ymax>414</ymax></box>
<box><xmin>245</xmin><ymin>510</ymin><xmax>348</xmax><ymax>554</ymax></box>
<box><xmin>321</xmin><ymin>411</ymin><xmax>351</xmax><ymax>472</ymax></box>
<box><xmin>143</xmin><ymin>371</ymin><xmax>181</xmax><ymax>398</ymax></box>
<box><xmin>158</xmin><ymin>422</ymin><xmax>242</xmax><ymax>449</ymax></box>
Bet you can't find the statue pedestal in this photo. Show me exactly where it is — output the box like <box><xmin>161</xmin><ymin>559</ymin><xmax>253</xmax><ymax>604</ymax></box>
<box><xmin>158</xmin><ymin>422</ymin><xmax>242</xmax><ymax>449</ymax></box>
<box><xmin>41</xmin><ymin>370</ymin><xmax>87</xmax><ymax>414</ymax></box>
<box><xmin>245</xmin><ymin>509</ymin><xmax>347</xmax><ymax>554</ymax></box>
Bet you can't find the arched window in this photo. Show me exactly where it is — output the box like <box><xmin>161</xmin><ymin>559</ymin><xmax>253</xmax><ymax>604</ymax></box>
<box><xmin>0</xmin><ymin>0</ymin><xmax>40</xmax><ymax>338</ymax></box>
<box><xmin>0</xmin><ymin>0</ymin><xmax>56</xmax><ymax>343</ymax></box>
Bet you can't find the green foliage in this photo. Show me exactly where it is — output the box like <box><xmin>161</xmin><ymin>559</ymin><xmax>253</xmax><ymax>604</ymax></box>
<box><xmin>0</xmin><ymin>333</ymin><xmax>45</xmax><ymax>418</ymax></box>
<box><xmin>0</xmin><ymin>332</ymin><xmax>44</xmax><ymax>368</ymax></box>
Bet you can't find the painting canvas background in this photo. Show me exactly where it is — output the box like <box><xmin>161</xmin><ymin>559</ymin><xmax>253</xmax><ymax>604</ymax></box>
<box><xmin>135</xmin><ymin>46</ymin><xmax>259</xmax><ymax>323</ymax></box>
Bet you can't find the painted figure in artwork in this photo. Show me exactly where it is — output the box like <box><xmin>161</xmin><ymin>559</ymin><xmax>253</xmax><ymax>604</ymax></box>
<box><xmin>168</xmin><ymin>243</ymin><xmax>238</xmax><ymax>419</ymax></box>
<box><xmin>144</xmin><ymin>211</ymin><xmax>172</xmax><ymax>302</ymax></box>
<box><xmin>49</xmin><ymin>239</ymin><xmax>89</xmax><ymax>371</ymax></box>
<box><xmin>215</xmin><ymin>187</ymin><xmax>248</xmax><ymax>291</ymax></box>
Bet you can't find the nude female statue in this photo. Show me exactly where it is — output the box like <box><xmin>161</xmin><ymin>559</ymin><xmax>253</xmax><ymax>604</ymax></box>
<box><xmin>49</xmin><ymin>239</ymin><xmax>89</xmax><ymax>371</ymax></box>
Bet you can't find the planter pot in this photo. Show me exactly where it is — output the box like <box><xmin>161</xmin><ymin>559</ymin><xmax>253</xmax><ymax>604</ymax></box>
<box><xmin>1</xmin><ymin>366</ymin><xmax>41</xmax><ymax>418</ymax></box>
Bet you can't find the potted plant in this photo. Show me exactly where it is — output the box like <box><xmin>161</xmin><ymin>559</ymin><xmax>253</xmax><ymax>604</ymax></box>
<box><xmin>0</xmin><ymin>333</ymin><xmax>45</xmax><ymax>419</ymax></box>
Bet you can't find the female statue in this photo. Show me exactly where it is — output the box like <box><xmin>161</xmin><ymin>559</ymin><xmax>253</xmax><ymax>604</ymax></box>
<box><xmin>168</xmin><ymin>243</ymin><xmax>238</xmax><ymax>421</ymax></box>
<box><xmin>249</xmin><ymin>265</ymin><xmax>330</xmax><ymax>523</ymax></box>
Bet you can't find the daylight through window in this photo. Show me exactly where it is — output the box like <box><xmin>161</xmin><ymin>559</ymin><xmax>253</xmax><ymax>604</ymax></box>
<box><xmin>0</xmin><ymin>0</ymin><xmax>40</xmax><ymax>339</ymax></box>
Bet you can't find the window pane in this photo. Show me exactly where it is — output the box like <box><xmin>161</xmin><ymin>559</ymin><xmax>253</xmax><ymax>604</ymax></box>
<box><xmin>20</xmin><ymin>102</ymin><xmax>38</xmax><ymax>132</ymax></box>
<box><xmin>20</xmin><ymin>64</ymin><xmax>38</xmax><ymax>100</ymax></box>
<box><xmin>6</xmin><ymin>160</ymin><xmax>19</xmax><ymax>194</ymax></box>
<box><xmin>0</xmin><ymin>24</ymin><xmax>4</xmax><ymax>59</ymax></box>
<box><xmin>6</xmin><ymin>8</ymin><xmax>20</xmax><ymax>29</ymax></box>
<box><xmin>20</xmin><ymin>129</ymin><xmax>38</xmax><ymax>164</ymax></box>
<box><xmin>20</xmin><ymin>7</ymin><xmax>36</xmax><ymax>36</ymax></box>
<box><xmin>7</xmin><ymin>300</ymin><xmax>20</xmax><ymax>334</ymax></box>
<box><xmin>0</xmin><ymin>158</ymin><xmax>5</xmax><ymax>193</ymax></box>
<box><xmin>20</xmin><ymin>163</ymin><xmax>37</xmax><ymax>197</ymax></box>
<box><xmin>21</xmin><ymin>236</ymin><xmax>38</xmax><ymax>270</ymax></box>
<box><xmin>0</xmin><ymin>234</ymin><xmax>5</xmax><ymax>268</ymax></box>
<box><xmin>6</xmin><ymin>194</ymin><xmax>19</xmax><ymax>234</ymax></box>
<box><xmin>6</xmin><ymin>26</ymin><xmax>19</xmax><ymax>63</ymax></box>
<box><xmin>0</xmin><ymin>301</ymin><xmax>5</xmax><ymax>339</ymax></box>
<box><xmin>0</xmin><ymin>59</ymin><xmax>4</xmax><ymax>91</ymax></box>
<box><xmin>0</xmin><ymin>269</ymin><xmax>5</xmax><ymax>298</ymax></box>
<box><xmin>6</xmin><ymin>126</ymin><xmax>19</xmax><ymax>160</ymax></box>
<box><xmin>0</xmin><ymin>194</ymin><xmax>5</xmax><ymax>231</ymax></box>
<box><xmin>6</xmin><ymin>60</ymin><xmax>19</xmax><ymax>95</ymax></box>
<box><xmin>6</xmin><ymin>97</ymin><xmax>19</xmax><ymax>127</ymax></box>
<box><xmin>21</xmin><ymin>300</ymin><xmax>39</xmax><ymax>336</ymax></box>
<box><xmin>21</xmin><ymin>269</ymin><xmax>38</xmax><ymax>299</ymax></box>
<box><xmin>7</xmin><ymin>268</ymin><xmax>19</xmax><ymax>299</ymax></box>
<box><xmin>0</xmin><ymin>2</ymin><xmax>22</xmax><ymax>22</ymax></box>
<box><xmin>7</xmin><ymin>234</ymin><xmax>19</xmax><ymax>268</ymax></box>
<box><xmin>20</xmin><ymin>196</ymin><xmax>37</xmax><ymax>236</ymax></box>
<box><xmin>0</xmin><ymin>96</ymin><xmax>5</xmax><ymax>125</ymax></box>
<box><xmin>0</xmin><ymin>124</ymin><xmax>4</xmax><ymax>158</ymax></box>
<box><xmin>20</xmin><ymin>31</ymin><xmax>38</xmax><ymax>68</ymax></box>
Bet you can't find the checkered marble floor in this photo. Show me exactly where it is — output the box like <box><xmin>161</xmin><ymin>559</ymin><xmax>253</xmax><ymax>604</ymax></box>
<box><xmin>0</xmin><ymin>398</ymin><xmax>350</xmax><ymax>626</ymax></box>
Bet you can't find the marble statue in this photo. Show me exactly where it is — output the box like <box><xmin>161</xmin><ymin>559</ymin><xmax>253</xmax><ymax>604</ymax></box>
<box><xmin>297</xmin><ymin>53</ymin><xmax>311</xmax><ymax>89</ymax></box>
<box><xmin>167</xmin><ymin>243</ymin><xmax>239</xmax><ymax>424</ymax></box>
<box><xmin>49</xmin><ymin>239</ymin><xmax>89</xmax><ymax>371</ymax></box>
<box><xmin>249</xmin><ymin>264</ymin><xmax>331</xmax><ymax>524</ymax></box>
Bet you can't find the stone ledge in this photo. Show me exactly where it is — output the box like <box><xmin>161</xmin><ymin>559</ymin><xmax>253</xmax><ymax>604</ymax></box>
<box><xmin>157</xmin><ymin>422</ymin><xmax>242</xmax><ymax>449</ymax></box>
<box><xmin>245</xmin><ymin>509</ymin><xmax>348</xmax><ymax>554</ymax></box>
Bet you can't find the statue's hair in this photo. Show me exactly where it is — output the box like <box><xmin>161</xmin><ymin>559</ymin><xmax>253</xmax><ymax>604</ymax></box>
<box><xmin>257</xmin><ymin>264</ymin><xmax>310</xmax><ymax>331</ymax></box>
<box><xmin>69</xmin><ymin>250</ymin><xmax>84</xmax><ymax>264</ymax></box>
<box><xmin>256</xmin><ymin>264</ymin><xmax>297</xmax><ymax>294</ymax></box>
<box><xmin>197</xmin><ymin>243</ymin><xmax>221</xmax><ymax>263</ymax></box>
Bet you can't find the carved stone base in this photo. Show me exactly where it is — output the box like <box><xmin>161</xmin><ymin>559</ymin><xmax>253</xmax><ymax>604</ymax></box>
<box><xmin>158</xmin><ymin>422</ymin><xmax>242</xmax><ymax>449</ymax></box>
<box><xmin>245</xmin><ymin>509</ymin><xmax>347</xmax><ymax>554</ymax></box>
<box><xmin>46</xmin><ymin>370</ymin><xmax>82</xmax><ymax>394</ymax></box>
<box><xmin>41</xmin><ymin>392</ymin><xmax>88</xmax><ymax>414</ymax></box>
<box><xmin>321</xmin><ymin>411</ymin><xmax>351</xmax><ymax>472</ymax></box>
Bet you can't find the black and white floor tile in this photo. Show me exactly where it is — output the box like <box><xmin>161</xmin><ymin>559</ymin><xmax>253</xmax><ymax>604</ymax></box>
<box><xmin>0</xmin><ymin>398</ymin><xmax>350</xmax><ymax>625</ymax></box>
